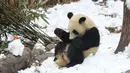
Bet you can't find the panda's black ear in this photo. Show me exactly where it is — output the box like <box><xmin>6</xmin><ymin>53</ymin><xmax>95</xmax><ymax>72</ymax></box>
<box><xmin>79</xmin><ymin>17</ymin><xmax>86</xmax><ymax>24</ymax></box>
<box><xmin>67</xmin><ymin>12</ymin><xmax>73</xmax><ymax>19</ymax></box>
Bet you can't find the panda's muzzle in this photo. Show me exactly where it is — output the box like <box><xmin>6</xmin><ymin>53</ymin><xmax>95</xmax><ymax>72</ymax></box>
<box><xmin>69</xmin><ymin>30</ymin><xmax>79</xmax><ymax>39</ymax></box>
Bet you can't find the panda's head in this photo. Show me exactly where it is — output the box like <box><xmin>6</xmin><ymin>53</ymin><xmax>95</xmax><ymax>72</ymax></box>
<box><xmin>67</xmin><ymin>12</ymin><xmax>96</xmax><ymax>39</ymax></box>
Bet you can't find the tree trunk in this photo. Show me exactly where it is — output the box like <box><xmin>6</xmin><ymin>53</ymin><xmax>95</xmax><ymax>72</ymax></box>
<box><xmin>115</xmin><ymin>0</ymin><xmax>130</xmax><ymax>54</ymax></box>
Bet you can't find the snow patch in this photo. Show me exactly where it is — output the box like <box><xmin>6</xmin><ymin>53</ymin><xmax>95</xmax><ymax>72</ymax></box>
<box><xmin>7</xmin><ymin>39</ymin><xmax>24</xmax><ymax>56</ymax></box>
<box><xmin>0</xmin><ymin>54</ymin><xmax>6</xmax><ymax>59</ymax></box>
<box><xmin>126</xmin><ymin>0</ymin><xmax>130</xmax><ymax>10</ymax></box>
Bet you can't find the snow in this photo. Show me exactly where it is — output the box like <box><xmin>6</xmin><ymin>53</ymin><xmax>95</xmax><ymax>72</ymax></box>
<box><xmin>18</xmin><ymin>0</ymin><xmax>130</xmax><ymax>73</ymax></box>
<box><xmin>7</xmin><ymin>39</ymin><xmax>24</xmax><ymax>56</ymax></box>
<box><xmin>0</xmin><ymin>54</ymin><xmax>6</xmax><ymax>59</ymax></box>
<box><xmin>126</xmin><ymin>0</ymin><xmax>130</xmax><ymax>10</ymax></box>
<box><xmin>1</xmin><ymin>34</ymin><xmax>14</xmax><ymax>41</ymax></box>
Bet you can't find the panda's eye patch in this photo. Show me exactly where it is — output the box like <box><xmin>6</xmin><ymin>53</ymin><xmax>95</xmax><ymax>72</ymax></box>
<box><xmin>79</xmin><ymin>17</ymin><xmax>86</xmax><ymax>24</ymax></box>
<box><xmin>73</xmin><ymin>30</ymin><xmax>79</xmax><ymax>35</ymax></box>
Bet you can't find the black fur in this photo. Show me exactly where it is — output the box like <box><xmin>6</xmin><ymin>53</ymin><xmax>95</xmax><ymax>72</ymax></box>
<box><xmin>79</xmin><ymin>17</ymin><xmax>86</xmax><ymax>24</ymax></box>
<box><xmin>92</xmin><ymin>0</ymin><xmax>98</xmax><ymax>2</ymax></box>
<box><xmin>80</xmin><ymin>27</ymin><xmax>100</xmax><ymax>51</ymax></box>
<box><xmin>66</xmin><ymin>38</ymin><xmax>84</xmax><ymax>67</ymax></box>
<box><xmin>67</xmin><ymin>12</ymin><xmax>73</xmax><ymax>19</ymax></box>
<box><xmin>54</xmin><ymin>42</ymin><xmax>66</xmax><ymax>56</ymax></box>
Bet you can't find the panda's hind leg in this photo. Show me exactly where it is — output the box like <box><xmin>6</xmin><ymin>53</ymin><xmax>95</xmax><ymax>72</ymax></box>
<box><xmin>66</xmin><ymin>43</ymin><xmax>84</xmax><ymax>67</ymax></box>
<box><xmin>83</xmin><ymin>47</ymin><xmax>98</xmax><ymax>58</ymax></box>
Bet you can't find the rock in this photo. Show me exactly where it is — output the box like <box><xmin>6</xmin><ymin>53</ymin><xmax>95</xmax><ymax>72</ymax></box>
<box><xmin>0</xmin><ymin>47</ymin><xmax>31</xmax><ymax>73</ymax></box>
<box><xmin>31</xmin><ymin>48</ymin><xmax>53</xmax><ymax>66</ymax></box>
<box><xmin>45</xmin><ymin>43</ymin><xmax>55</xmax><ymax>51</ymax></box>
<box><xmin>105</xmin><ymin>26</ymin><xmax>121</xmax><ymax>33</ymax></box>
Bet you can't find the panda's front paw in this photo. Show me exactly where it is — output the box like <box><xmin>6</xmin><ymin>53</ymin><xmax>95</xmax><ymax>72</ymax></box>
<box><xmin>54</xmin><ymin>28</ymin><xmax>63</xmax><ymax>37</ymax></box>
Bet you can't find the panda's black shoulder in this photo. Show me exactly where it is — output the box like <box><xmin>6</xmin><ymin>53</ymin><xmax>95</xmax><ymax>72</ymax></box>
<box><xmin>88</xmin><ymin>27</ymin><xmax>99</xmax><ymax>33</ymax></box>
<box><xmin>83</xmin><ymin>27</ymin><xmax>99</xmax><ymax>37</ymax></box>
<box><xmin>81</xmin><ymin>27</ymin><xmax>100</xmax><ymax>50</ymax></box>
<box><xmin>82</xmin><ymin>27</ymin><xmax>100</xmax><ymax>46</ymax></box>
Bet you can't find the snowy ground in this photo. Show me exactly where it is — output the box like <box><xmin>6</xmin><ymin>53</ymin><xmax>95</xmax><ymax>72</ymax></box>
<box><xmin>18</xmin><ymin>0</ymin><xmax>130</xmax><ymax>73</ymax></box>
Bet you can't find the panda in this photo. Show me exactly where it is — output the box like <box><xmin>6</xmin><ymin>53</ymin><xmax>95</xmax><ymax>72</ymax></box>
<box><xmin>54</xmin><ymin>12</ymin><xmax>100</xmax><ymax>68</ymax></box>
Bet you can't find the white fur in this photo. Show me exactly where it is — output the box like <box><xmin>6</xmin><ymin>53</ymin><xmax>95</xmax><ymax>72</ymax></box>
<box><xmin>69</xmin><ymin>32</ymin><xmax>77</xmax><ymax>39</ymax></box>
<box><xmin>83</xmin><ymin>47</ymin><xmax>98</xmax><ymax>58</ymax></box>
<box><xmin>68</xmin><ymin>13</ymin><xmax>96</xmax><ymax>39</ymax></box>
